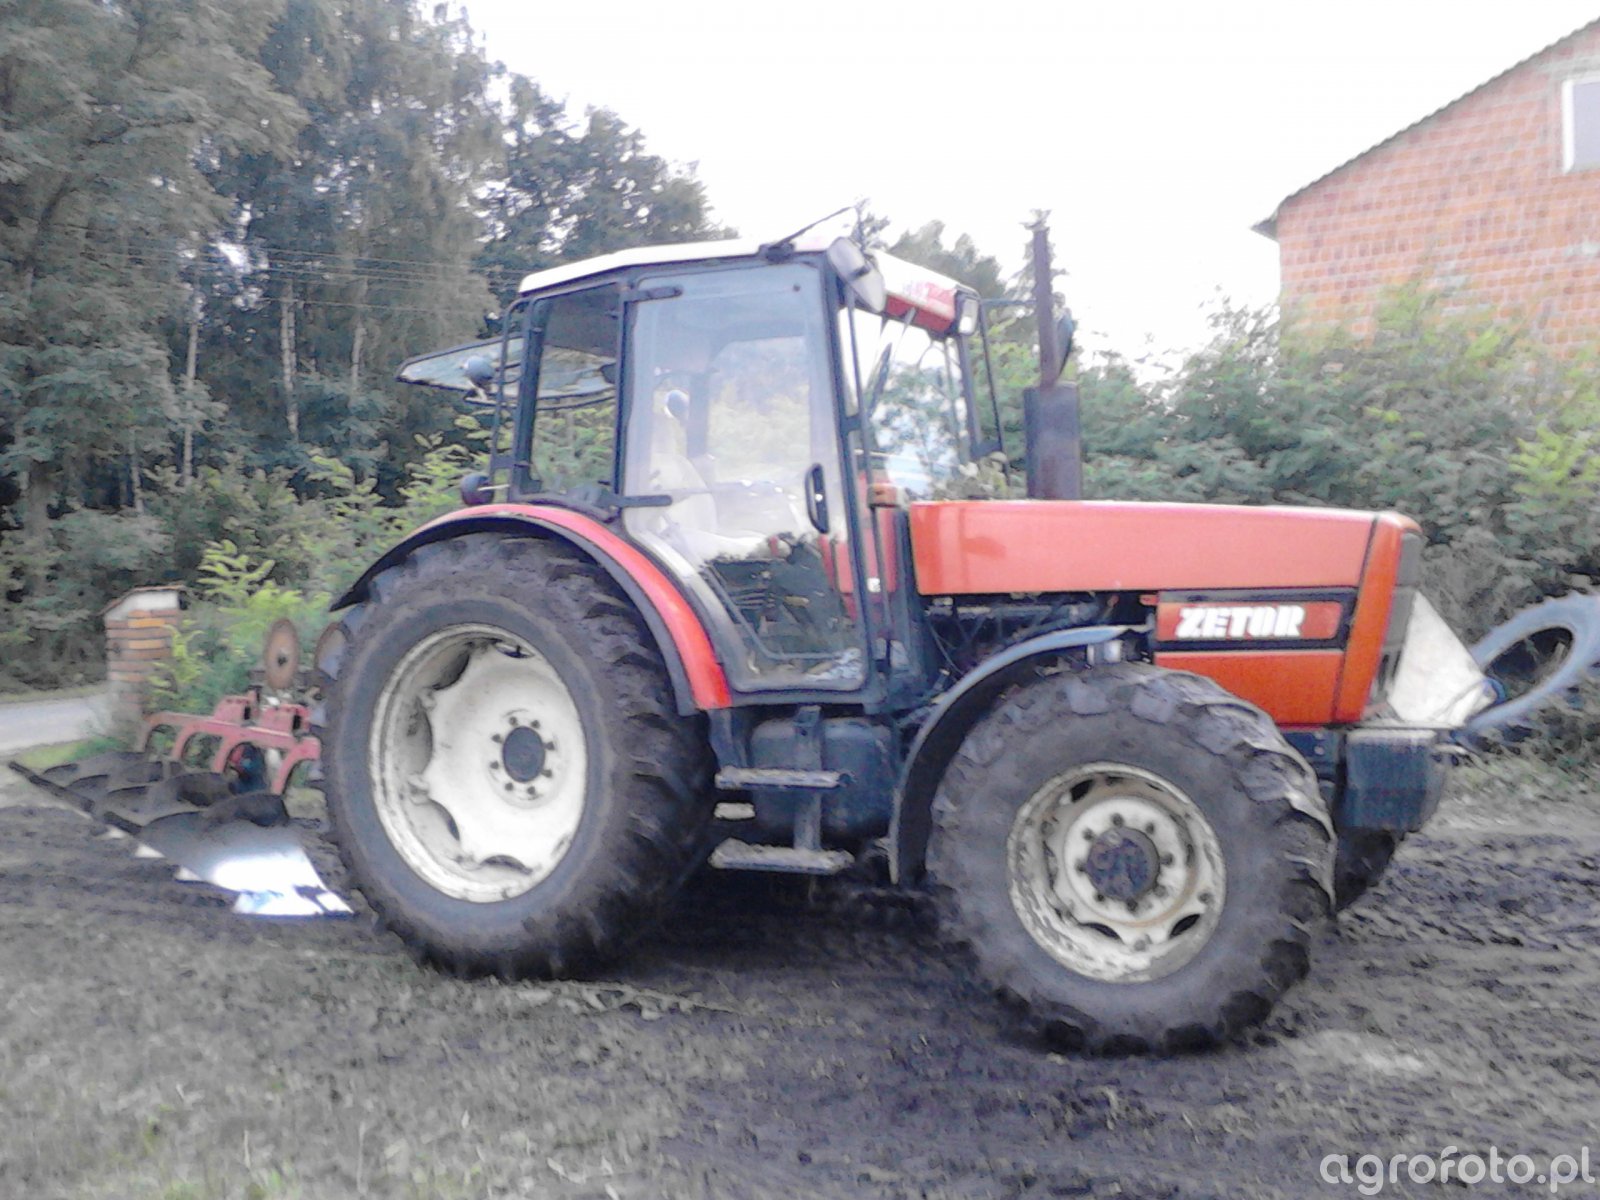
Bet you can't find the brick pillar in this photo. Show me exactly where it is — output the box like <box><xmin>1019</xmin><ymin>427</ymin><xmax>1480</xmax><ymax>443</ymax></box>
<box><xmin>102</xmin><ymin>586</ymin><xmax>186</xmax><ymax>723</ymax></box>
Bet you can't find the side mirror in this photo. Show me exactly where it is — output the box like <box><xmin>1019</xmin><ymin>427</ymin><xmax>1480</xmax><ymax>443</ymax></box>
<box><xmin>459</xmin><ymin>471</ymin><xmax>494</xmax><ymax>507</ymax></box>
<box><xmin>1046</xmin><ymin>310</ymin><xmax>1075</xmax><ymax>384</ymax></box>
<box><xmin>462</xmin><ymin>355</ymin><xmax>496</xmax><ymax>391</ymax></box>
<box><xmin>827</xmin><ymin>238</ymin><xmax>887</xmax><ymax>313</ymax></box>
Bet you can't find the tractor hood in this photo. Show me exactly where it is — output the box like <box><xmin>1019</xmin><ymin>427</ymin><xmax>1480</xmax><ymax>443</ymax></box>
<box><xmin>908</xmin><ymin>500</ymin><xmax>1401</xmax><ymax>594</ymax></box>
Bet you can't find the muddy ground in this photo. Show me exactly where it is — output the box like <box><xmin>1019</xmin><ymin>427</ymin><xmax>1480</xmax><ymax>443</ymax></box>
<box><xmin>1</xmin><ymin>766</ymin><xmax>1598</xmax><ymax>1200</ymax></box>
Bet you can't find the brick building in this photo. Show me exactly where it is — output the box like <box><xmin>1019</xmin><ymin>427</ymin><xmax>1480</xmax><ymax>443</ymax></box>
<box><xmin>1256</xmin><ymin>19</ymin><xmax>1600</xmax><ymax>348</ymax></box>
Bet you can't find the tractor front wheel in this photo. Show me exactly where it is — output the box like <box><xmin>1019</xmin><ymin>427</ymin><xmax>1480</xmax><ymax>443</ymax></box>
<box><xmin>322</xmin><ymin>534</ymin><xmax>712</xmax><ymax>977</ymax></box>
<box><xmin>927</xmin><ymin>662</ymin><xmax>1333</xmax><ymax>1054</ymax></box>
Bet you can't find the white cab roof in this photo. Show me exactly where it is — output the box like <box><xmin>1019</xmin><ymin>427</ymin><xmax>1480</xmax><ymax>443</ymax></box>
<box><xmin>515</xmin><ymin>237</ymin><xmax>967</xmax><ymax>317</ymax></box>
<box><xmin>517</xmin><ymin>237</ymin><xmax>815</xmax><ymax>296</ymax></box>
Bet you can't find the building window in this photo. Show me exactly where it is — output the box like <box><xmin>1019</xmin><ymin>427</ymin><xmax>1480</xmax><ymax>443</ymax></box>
<box><xmin>1562</xmin><ymin>76</ymin><xmax>1600</xmax><ymax>170</ymax></box>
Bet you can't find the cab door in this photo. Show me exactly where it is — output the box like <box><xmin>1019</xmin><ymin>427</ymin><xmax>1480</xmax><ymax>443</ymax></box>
<box><xmin>620</xmin><ymin>261</ymin><xmax>867</xmax><ymax>693</ymax></box>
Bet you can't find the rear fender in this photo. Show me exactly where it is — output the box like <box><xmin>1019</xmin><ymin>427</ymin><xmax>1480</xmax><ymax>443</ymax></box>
<box><xmin>331</xmin><ymin>505</ymin><xmax>730</xmax><ymax>714</ymax></box>
<box><xmin>889</xmin><ymin>625</ymin><xmax>1133</xmax><ymax>883</ymax></box>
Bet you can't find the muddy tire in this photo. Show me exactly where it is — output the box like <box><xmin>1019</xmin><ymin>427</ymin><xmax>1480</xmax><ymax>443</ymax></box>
<box><xmin>322</xmin><ymin>533</ymin><xmax>712</xmax><ymax>977</ymax></box>
<box><xmin>927</xmin><ymin>662</ymin><xmax>1333</xmax><ymax>1055</ymax></box>
<box><xmin>1332</xmin><ymin>830</ymin><xmax>1400</xmax><ymax>910</ymax></box>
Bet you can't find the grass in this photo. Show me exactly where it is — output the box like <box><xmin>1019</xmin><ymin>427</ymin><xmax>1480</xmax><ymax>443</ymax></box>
<box><xmin>13</xmin><ymin>736</ymin><xmax>127</xmax><ymax>772</ymax></box>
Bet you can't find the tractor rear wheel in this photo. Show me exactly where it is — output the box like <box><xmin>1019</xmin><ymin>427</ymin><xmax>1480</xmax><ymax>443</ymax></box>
<box><xmin>322</xmin><ymin>534</ymin><xmax>712</xmax><ymax>977</ymax></box>
<box><xmin>927</xmin><ymin>662</ymin><xmax>1333</xmax><ymax>1055</ymax></box>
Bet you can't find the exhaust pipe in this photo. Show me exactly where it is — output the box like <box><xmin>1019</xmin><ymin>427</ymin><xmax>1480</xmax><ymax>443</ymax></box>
<box><xmin>1024</xmin><ymin>382</ymin><xmax>1082</xmax><ymax>501</ymax></box>
<box><xmin>1024</xmin><ymin>218</ymin><xmax>1082</xmax><ymax>501</ymax></box>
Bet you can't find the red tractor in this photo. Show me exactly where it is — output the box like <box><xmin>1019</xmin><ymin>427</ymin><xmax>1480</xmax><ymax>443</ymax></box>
<box><xmin>315</xmin><ymin>227</ymin><xmax>1491</xmax><ymax>1053</ymax></box>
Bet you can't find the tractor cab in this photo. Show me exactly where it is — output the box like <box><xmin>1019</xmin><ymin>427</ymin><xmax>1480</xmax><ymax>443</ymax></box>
<box><xmin>402</xmin><ymin>234</ymin><xmax>992</xmax><ymax>708</ymax></box>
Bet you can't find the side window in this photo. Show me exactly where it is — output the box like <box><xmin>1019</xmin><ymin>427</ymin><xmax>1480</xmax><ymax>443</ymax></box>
<box><xmin>520</xmin><ymin>284</ymin><xmax>619</xmax><ymax>493</ymax></box>
<box><xmin>1566</xmin><ymin>76</ymin><xmax>1600</xmax><ymax>171</ymax></box>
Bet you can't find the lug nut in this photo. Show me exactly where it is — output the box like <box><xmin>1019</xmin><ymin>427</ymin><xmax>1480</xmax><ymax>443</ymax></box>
<box><xmin>1111</xmin><ymin>814</ymin><xmax>1124</xmax><ymax>827</ymax></box>
<box><xmin>491</xmin><ymin>733</ymin><xmax>503</xmax><ymax>744</ymax></box>
<box><xmin>1161</xmin><ymin>853</ymin><xmax>1174</xmax><ymax>866</ymax></box>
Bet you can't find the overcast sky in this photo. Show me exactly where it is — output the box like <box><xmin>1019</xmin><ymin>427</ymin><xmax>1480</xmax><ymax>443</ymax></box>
<box><xmin>463</xmin><ymin>1</ymin><xmax>1600</xmax><ymax>367</ymax></box>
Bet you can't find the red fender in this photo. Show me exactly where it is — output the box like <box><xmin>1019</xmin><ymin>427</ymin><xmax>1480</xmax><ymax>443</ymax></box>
<box><xmin>335</xmin><ymin>504</ymin><xmax>731</xmax><ymax>713</ymax></box>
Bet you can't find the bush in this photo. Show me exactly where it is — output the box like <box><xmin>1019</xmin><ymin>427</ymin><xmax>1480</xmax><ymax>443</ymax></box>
<box><xmin>148</xmin><ymin>542</ymin><xmax>331</xmax><ymax>716</ymax></box>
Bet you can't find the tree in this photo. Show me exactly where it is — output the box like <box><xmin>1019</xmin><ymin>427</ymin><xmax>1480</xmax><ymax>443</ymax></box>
<box><xmin>478</xmin><ymin>77</ymin><xmax>726</xmax><ymax>305</ymax></box>
<box><xmin>0</xmin><ymin>0</ymin><xmax>300</xmax><ymax>676</ymax></box>
<box><xmin>887</xmin><ymin>220</ymin><xmax>1011</xmax><ymax>299</ymax></box>
<box><xmin>205</xmin><ymin>0</ymin><xmax>500</xmax><ymax>475</ymax></box>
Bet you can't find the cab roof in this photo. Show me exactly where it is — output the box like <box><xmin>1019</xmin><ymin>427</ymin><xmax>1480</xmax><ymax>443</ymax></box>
<box><xmin>516</xmin><ymin>237</ymin><xmax>968</xmax><ymax>332</ymax></box>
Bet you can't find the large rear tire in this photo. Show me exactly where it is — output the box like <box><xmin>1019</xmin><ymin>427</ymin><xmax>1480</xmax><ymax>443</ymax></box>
<box><xmin>322</xmin><ymin>534</ymin><xmax>712</xmax><ymax>977</ymax></box>
<box><xmin>927</xmin><ymin>662</ymin><xmax>1333</xmax><ymax>1055</ymax></box>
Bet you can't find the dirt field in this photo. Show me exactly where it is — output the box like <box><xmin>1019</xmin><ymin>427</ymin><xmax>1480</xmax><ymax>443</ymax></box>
<box><xmin>2</xmin><ymin>764</ymin><xmax>1598</xmax><ymax>1200</ymax></box>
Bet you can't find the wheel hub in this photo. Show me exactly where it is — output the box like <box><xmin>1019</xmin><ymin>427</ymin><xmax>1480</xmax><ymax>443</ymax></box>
<box><xmin>500</xmin><ymin>724</ymin><xmax>548</xmax><ymax>783</ymax></box>
<box><xmin>371</xmin><ymin>626</ymin><xmax>588</xmax><ymax>903</ymax></box>
<box><xmin>1008</xmin><ymin>764</ymin><xmax>1227</xmax><ymax>983</ymax></box>
<box><xmin>1084</xmin><ymin>826</ymin><xmax>1160</xmax><ymax>903</ymax></box>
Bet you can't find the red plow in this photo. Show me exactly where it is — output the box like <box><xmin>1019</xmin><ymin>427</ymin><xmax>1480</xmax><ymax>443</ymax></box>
<box><xmin>8</xmin><ymin>620</ymin><xmax>347</xmax><ymax>917</ymax></box>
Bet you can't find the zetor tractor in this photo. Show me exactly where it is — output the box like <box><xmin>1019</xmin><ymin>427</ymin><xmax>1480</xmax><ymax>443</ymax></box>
<box><xmin>316</xmin><ymin>229</ymin><xmax>1491</xmax><ymax>1054</ymax></box>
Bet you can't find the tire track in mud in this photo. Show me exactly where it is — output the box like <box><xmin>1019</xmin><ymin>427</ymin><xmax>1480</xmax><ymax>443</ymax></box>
<box><xmin>639</xmin><ymin>825</ymin><xmax>1600</xmax><ymax>1199</ymax></box>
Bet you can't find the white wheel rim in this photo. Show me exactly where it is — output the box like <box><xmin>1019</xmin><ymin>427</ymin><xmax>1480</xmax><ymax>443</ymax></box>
<box><xmin>1007</xmin><ymin>763</ymin><xmax>1226</xmax><ymax>983</ymax></box>
<box><xmin>369</xmin><ymin>623</ymin><xmax>588</xmax><ymax>903</ymax></box>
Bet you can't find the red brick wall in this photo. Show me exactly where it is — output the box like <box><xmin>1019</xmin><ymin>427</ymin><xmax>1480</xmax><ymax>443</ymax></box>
<box><xmin>1275</xmin><ymin>23</ymin><xmax>1600</xmax><ymax>348</ymax></box>
<box><xmin>103</xmin><ymin>589</ymin><xmax>184</xmax><ymax>721</ymax></box>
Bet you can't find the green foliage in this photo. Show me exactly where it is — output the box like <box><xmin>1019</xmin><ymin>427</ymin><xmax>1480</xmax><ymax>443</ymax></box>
<box><xmin>0</xmin><ymin>0</ymin><xmax>722</xmax><ymax>686</ymax></box>
<box><xmin>196</xmin><ymin>540</ymin><xmax>277</xmax><ymax>607</ymax></box>
<box><xmin>151</xmin><ymin>541</ymin><xmax>329</xmax><ymax>716</ymax></box>
<box><xmin>1061</xmin><ymin>288</ymin><xmax>1592</xmax><ymax>640</ymax></box>
<box><xmin>478</xmin><ymin>79</ymin><xmax>727</xmax><ymax>305</ymax></box>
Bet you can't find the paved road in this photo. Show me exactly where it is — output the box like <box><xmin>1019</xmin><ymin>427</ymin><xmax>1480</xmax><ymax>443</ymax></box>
<box><xmin>0</xmin><ymin>691</ymin><xmax>111</xmax><ymax>811</ymax></box>
<box><xmin>0</xmin><ymin>691</ymin><xmax>111</xmax><ymax>756</ymax></box>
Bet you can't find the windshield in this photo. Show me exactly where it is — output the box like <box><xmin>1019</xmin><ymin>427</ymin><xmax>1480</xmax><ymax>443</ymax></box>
<box><xmin>844</xmin><ymin>307</ymin><xmax>972</xmax><ymax>499</ymax></box>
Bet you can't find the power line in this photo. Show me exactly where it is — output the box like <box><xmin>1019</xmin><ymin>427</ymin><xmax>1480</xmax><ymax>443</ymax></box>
<box><xmin>71</xmin><ymin>244</ymin><xmax>516</xmax><ymax>310</ymax></box>
<box><xmin>39</xmin><ymin>218</ymin><xmax>540</xmax><ymax>285</ymax></box>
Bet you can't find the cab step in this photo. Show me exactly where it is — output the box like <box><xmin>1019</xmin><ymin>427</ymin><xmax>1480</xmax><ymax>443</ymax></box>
<box><xmin>714</xmin><ymin>767</ymin><xmax>843</xmax><ymax>791</ymax></box>
<box><xmin>709</xmin><ymin>839</ymin><xmax>854</xmax><ymax>876</ymax></box>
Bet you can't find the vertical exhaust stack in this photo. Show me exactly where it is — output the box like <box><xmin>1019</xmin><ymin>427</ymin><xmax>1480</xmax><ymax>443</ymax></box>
<box><xmin>1023</xmin><ymin>218</ymin><xmax>1083</xmax><ymax>501</ymax></box>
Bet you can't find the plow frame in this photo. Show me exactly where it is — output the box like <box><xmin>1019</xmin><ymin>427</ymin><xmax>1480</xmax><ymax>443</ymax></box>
<box><xmin>139</xmin><ymin>689</ymin><xmax>321</xmax><ymax>794</ymax></box>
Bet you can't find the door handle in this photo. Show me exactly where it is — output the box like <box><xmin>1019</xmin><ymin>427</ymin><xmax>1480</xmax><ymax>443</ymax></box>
<box><xmin>804</xmin><ymin>464</ymin><xmax>830</xmax><ymax>534</ymax></box>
